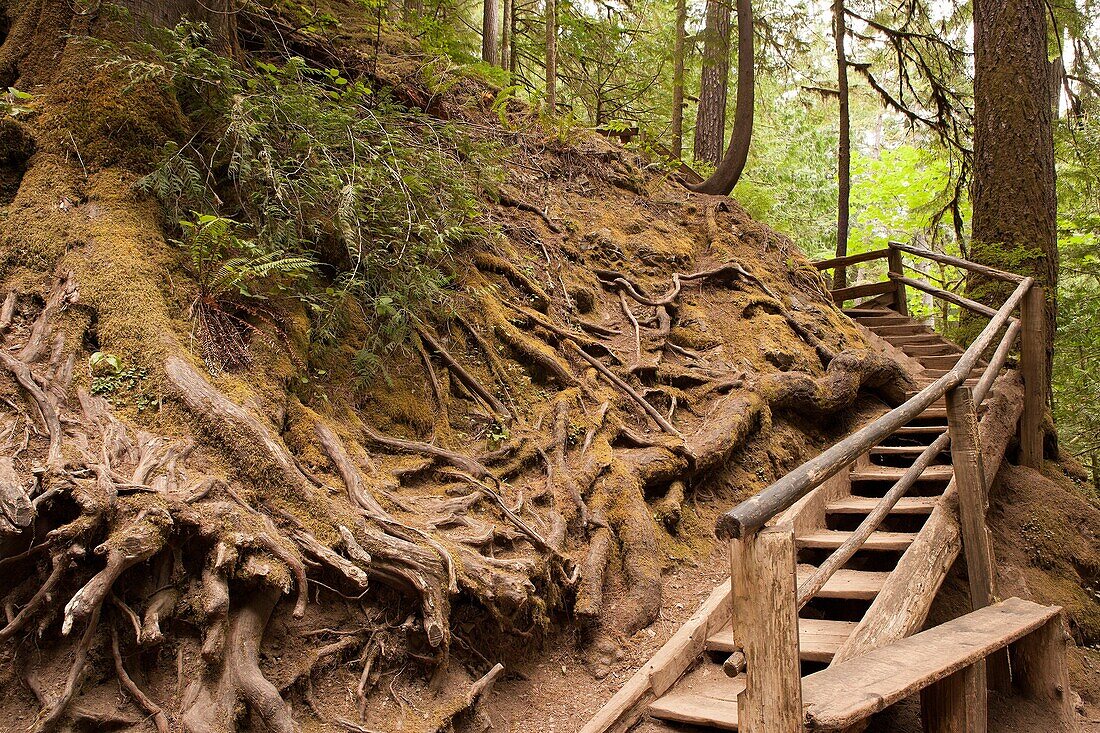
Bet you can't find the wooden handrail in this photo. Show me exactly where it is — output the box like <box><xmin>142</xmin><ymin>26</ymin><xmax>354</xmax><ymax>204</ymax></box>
<box><xmin>715</xmin><ymin>275</ymin><xmax>1034</xmax><ymax>540</ymax></box>
<box><xmin>814</xmin><ymin>248</ymin><xmax>891</xmax><ymax>271</ymax></box>
<box><xmin>888</xmin><ymin>242</ymin><xmax>1025</xmax><ymax>283</ymax></box>
<box><xmin>888</xmin><ymin>274</ymin><xmax>1000</xmax><ymax>319</ymax></box>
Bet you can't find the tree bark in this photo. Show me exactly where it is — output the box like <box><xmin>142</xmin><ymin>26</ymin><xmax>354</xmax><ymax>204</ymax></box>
<box><xmin>971</xmin><ymin>0</ymin><xmax>1057</xmax><ymax>390</ymax></box>
<box><xmin>670</xmin><ymin>0</ymin><xmax>687</xmax><ymax>161</ymax></box>
<box><xmin>544</xmin><ymin>0</ymin><xmax>557</xmax><ymax>113</ymax></box>
<box><xmin>833</xmin><ymin>0</ymin><xmax>851</xmax><ymax>290</ymax></box>
<box><xmin>482</xmin><ymin>0</ymin><xmax>500</xmax><ymax>66</ymax></box>
<box><xmin>693</xmin><ymin>0</ymin><xmax>731</xmax><ymax>165</ymax></box>
<box><xmin>688</xmin><ymin>0</ymin><xmax>754</xmax><ymax>194</ymax></box>
<box><xmin>501</xmin><ymin>0</ymin><xmax>513</xmax><ymax>71</ymax></box>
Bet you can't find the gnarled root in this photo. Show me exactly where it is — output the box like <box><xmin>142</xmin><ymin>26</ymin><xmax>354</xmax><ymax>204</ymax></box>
<box><xmin>181</xmin><ymin>585</ymin><xmax>296</xmax><ymax>733</ymax></box>
<box><xmin>761</xmin><ymin>348</ymin><xmax>912</xmax><ymax>414</ymax></box>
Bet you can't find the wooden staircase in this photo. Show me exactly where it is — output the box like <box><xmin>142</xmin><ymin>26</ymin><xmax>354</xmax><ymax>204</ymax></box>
<box><xmin>581</xmin><ymin>244</ymin><xmax>1072</xmax><ymax>733</ymax></box>
<box><xmin>642</xmin><ymin>303</ymin><xmax>1001</xmax><ymax>730</ymax></box>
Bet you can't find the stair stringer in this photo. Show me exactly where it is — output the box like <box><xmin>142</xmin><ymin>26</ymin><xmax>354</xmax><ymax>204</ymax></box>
<box><xmin>831</xmin><ymin>371</ymin><xmax>1024</xmax><ymax>664</ymax></box>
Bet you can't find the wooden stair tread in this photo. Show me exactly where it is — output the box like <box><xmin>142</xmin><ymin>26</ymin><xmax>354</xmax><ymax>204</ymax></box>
<box><xmin>849</xmin><ymin>464</ymin><xmax>953</xmax><ymax>482</ymax></box>
<box><xmin>796</xmin><ymin>530</ymin><xmax>917</xmax><ymax>551</ymax></box>
<box><xmin>647</xmin><ymin>664</ymin><xmax>743</xmax><ymax>730</ymax></box>
<box><xmin>797</xmin><ymin>564</ymin><xmax>887</xmax><ymax>599</ymax></box>
<box><xmin>801</xmin><ymin>598</ymin><xmax>1062</xmax><ymax>730</ymax></box>
<box><xmin>869</xmin><ymin>444</ymin><xmax>947</xmax><ymax>456</ymax></box>
<box><xmin>893</xmin><ymin>424</ymin><xmax>948</xmax><ymax>435</ymax></box>
<box><xmin>867</xmin><ymin>324</ymin><xmax>934</xmax><ymax>336</ymax></box>
<box><xmin>706</xmin><ymin>619</ymin><xmax>857</xmax><ymax>663</ymax></box>
<box><xmin>826</xmin><ymin>496</ymin><xmax>939</xmax><ymax>514</ymax></box>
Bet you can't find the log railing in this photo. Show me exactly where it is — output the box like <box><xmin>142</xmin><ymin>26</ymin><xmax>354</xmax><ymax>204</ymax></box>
<box><xmin>717</xmin><ymin>241</ymin><xmax>1045</xmax><ymax>732</ymax></box>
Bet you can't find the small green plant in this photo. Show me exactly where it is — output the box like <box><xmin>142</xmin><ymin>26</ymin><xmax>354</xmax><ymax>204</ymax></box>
<box><xmin>1</xmin><ymin>87</ymin><xmax>33</xmax><ymax>118</ymax></box>
<box><xmin>90</xmin><ymin>355</ymin><xmax>156</xmax><ymax>411</ymax></box>
<box><xmin>486</xmin><ymin>421</ymin><xmax>510</xmax><ymax>445</ymax></box>
<box><xmin>175</xmin><ymin>213</ymin><xmax>317</xmax><ymax>373</ymax></box>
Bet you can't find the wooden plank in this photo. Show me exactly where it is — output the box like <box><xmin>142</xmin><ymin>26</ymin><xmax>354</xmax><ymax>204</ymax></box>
<box><xmin>730</xmin><ymin>528</ymin><xmax>801</xmax><ymax>733</ymax></box>
<box><xmin>1009</xmin><ymin>615</ymin><xmax>1074</xmax><ymax>721</ymax></box>
<box><xmin>854</xmin><ymin>314</ymin><xmax>912</xmax><ymax>326</ymax></box>
<box><xmin>870</xmin><ymin>444</ymin><xmax>948</xmax><ymax>456</ymax></box>
<box><xmin>815</xmin><ymin>247</ymin><xmax>891</xmax><ymax>271</ymax></box>
<box><xmin>894</xmin><ymin>425</ymin><xmax>949</xmax><ymax>436</ymax></box>
<box><xmin>888</xmin><ymin>247</ymin><xmax>909</xmax><ymax>317</ymax></box>
<box><xmin>831</xmin><ymin>280</ymin><xmax>896</xmax><ymax>304</ymax></box>
<box><xmin>869</xmin><ymin>323</ymin><xmax>934</xmax><ymax>336</ymax></box>
<box><xmin>802</xmin><ymin>598</ymin><xmax>1060</xmax><ymax>730</ymax></box>
<box><xmin>833</xmin><ymin>374</ymin><xmax>1025</xmax><ymax>664</ymax></box>
<box><xmin>920</xmin><ymin>662</ymin><xmax>987</xmax><ymax>733</ymax></box>
<box><xmin>888</xmin><ymin>242</ymin><xmax>1025</xmax><ymax>283</ymax></box>
<box><xmin>798</xmin><ymin>564</ymin><xmax>887</xmax><ymax>599</ymax></box>
<box><xmin>826</xmin><ymin>496</ymin><xmax>939</xmax><ymax>514</ymax></box>
<box><xmin>945</xmin><ymin>386</ymin><xmax>1011</xmax><ymax>691</ymax></box>
<box><xmin>796</xmin><ymin>530</ymin><xmax>916</xmax><ymax>552</ymax></box>
<box><xmin>885</xmin><ymin>333</ymin><xmax>946</xmax><ymax>344</ymax></box>
<box><xmin>842</xmin><ymin>307</ymin><xmax>893</xmax><ymax>317</ymax></box>
<box><xmin>647</xmin><ymin>664</ymin><xmax>744</xmax><ymax>730</ymax></box>
<box><xmin>903</xmin><ymin>344</ymin><xmax>963</xmax><ymax>357</ymax></box>
<box><xmin>849</xmin><ymin>465</ymin><xmax>953</xmax><ymax>482</ymax></box>
<box><xmin>579</xmin><ymin>580</ymin><xmax>732</xmax><ymax>733</ymax></box>
<box><xmin>706</xmin><ymin>618</ymin><xmax>856</xmax><ymax>663</ymax></box>
<box><xmin>1019</xmin><ymin>286</ymin><xmax>1045</xmax><ymax>468</ymax></box>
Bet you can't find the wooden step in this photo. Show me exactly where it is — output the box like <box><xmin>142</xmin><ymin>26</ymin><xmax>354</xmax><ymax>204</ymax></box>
<box><xmin>854</xmin><ymin>315</ymin><xmax>912</xmax><ymax>326</ymax></box>
<box><xmin>647</xmin><ymin>664</ymin><xmax>743</xmax><ymax>730</ymax></box>
<box><xmin>870</xmin><ymin>444</ymin><xmax>948</xmax><ymax>456</ymax></box>
<box><xmin>917</xmin><ymin>355</ymin><xmax>988</xmax><ymax>370</ymax></box>
<box><xmin>884</xmin><ymin>333</ymin><xmax>946</xmax><ymax>345</ymax></box>
<box><xmin>796</xmin><ymin>530</ymin><xmax>917</xmax><ymax>552</ymax></box>
<box><xmin>843</xmin><ymin>307</ymin><xmax>894</xmax><ymax>317</ymax></box>
<box><xmin>797</xmin><ymin>564</ymin><xmax>888</xmax><ymax>600</ymax></box>
<box><xmin>918</xmin><ymin>368</ymin><xmax>985</xmax><ymax>379</ymax></box>
<box><xmin>893</xmin><ymin>424</ymin><xmax>948</xmax><ymax>436</ymax></box>
<box><xmin>826</xmin><ymin>496</ymin><xmax>939</xmax><ymax>515</ymax></box>
<box><xmin>801</xmin><ymin>598</ymin><xmax>1062</xmax><ymax>730</ymax></box>
<box><xmin>706</xmin><ymin>619</ymin><xmax>858</xmax><ymax>663</ymax></box>
<box><xmin>901</xmin><ymin>344</ymin><xmax>962</xmax><ymax>357</ymax></box>
<box><xmin>868</xmin><ymin>324</ymin><xmax>934</xmax><ymax>337</ymax></box>
<box><xmin>906</xmin><ymin>379</ymin><xmax>980</xmax><ymax>394</ymax></box>
<box><xmin>849</xmin><ymin>465</ymin><xmax>953</xmax><ymax>483</ymax></box>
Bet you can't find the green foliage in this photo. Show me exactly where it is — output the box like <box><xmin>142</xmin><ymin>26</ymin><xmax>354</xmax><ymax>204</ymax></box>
<box><xmin>113</xmin><ymin>22</ymin><xmax>499</xmax><ymax>372</ymax></box>
<box><xmin>0</xmin><ymin>87</ymin><xmax>33</xmax><ymax>118</ymax></box>
<box><xmin>91</xmin><ymin>360</ymin><xmax>157</xmax><ymax>411</ymax></box>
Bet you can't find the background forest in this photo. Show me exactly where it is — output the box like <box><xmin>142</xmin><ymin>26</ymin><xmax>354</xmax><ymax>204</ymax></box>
<box><xmin>362</xmin><ymin>0</ymin><xmax>1100</xmax><ymax>488</ymax></box>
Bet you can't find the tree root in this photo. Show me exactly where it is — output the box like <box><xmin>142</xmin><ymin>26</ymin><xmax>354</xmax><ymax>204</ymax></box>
<box><xmin>473</xmin><ymin>252</ymin><xmax>552</xmax><ymax>311</ymax></box>
<box><xmin>111</xmin><ymin>624</ymin><xmax>170</xmax><ymax>733</ymax></box>
<box><xmin>416</xmin><ymin>326</ymin><xmax>509</xmax><ymax>417</ymax></box>
<box><xmin>761</xmin><ymin>349</ymin><xmax>912</xmax><ymax>414</ymax></box>
<box><xmin>182</xmin><ymin>586</ymin><xmax>296</xmax><ymax>733</ymax></box>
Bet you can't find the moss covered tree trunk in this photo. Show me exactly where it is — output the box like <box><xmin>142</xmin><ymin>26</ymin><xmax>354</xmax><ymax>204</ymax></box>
<box><xmin>971</xmin><ymin>0</ymin><xmax>1057</xmax><ymax>377</ymax></box>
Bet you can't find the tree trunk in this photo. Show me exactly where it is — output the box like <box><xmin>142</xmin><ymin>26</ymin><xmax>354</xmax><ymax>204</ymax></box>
<box><xmin>670</xmin><ymin>0</ymin><xmax>687</xmax><ymax>161</ymax></box>
<box><xmin>689</xmin><ymin>0</ymin><xmax>753</xmax><ymax>194</ymax></box>
<box><xmin>971</xmin><ymin>0</ymin><xmax>1057</xmax><ymax>387</ymax></box>
<box><xmin>482</xmin><ymin>0</ymin><xmax>500</xmax><ymax>66</ymax></box>
<box><xmin>693</xmin><ymin>0</ymin><xmax>731</xmax><ymax>165</ymax></box>
<box><xmin>833</xmin><ymin>0</ymin><xmax>851</xmax><ymax>290</ymax></box>
<box><xmin>501</xmin><ymin>0</ymin><xmax>513</xmax><ymax>71</ymax></box>
<box><xmin>545</xmin><ymin>0</ymin><xmax>557</xmax><ymax>113</ymax></box>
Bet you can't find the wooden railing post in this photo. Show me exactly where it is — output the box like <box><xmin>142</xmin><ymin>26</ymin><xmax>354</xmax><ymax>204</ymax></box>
<box><xmin>1020</xmin><ymin>286</ymin><xmax>1046</xmax><ymax>468</ymax></box>
<box><xmin>887</xmin><ymin>246</ymin><xmax>908</xmax><ymax>316</ymax></box>
<box><xmin>946</xmin><ymin>385</ymin><xmax>1010</xmax><ymax>692</ymax></box>
<box><xmin>729</xmin><ymin>527</ymin><xmax>802</xmax><ymax>732</ymax></box>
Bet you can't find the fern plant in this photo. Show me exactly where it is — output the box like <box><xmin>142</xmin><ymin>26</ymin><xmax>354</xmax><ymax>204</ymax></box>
<box><xmin>176</xmin><ymin>213</ymin><xmax>317</xmax><ymax>373</ymax></box>
<box><xmin>110</xmin><ymin>22</ymin><xmax>502</xmax><ymax>375</ymax></box>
